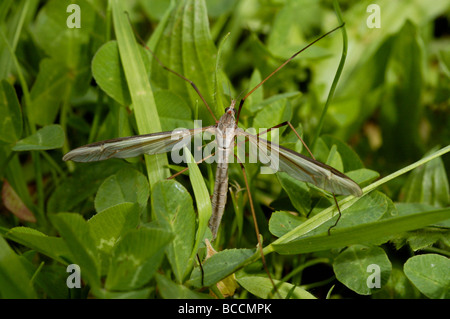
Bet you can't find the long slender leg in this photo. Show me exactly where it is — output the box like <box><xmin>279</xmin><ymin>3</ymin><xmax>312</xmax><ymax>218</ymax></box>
<box><xmin>196</xmin><ymin>254</ymin><xmax>204</xmax><ymax>287</ymax></box>
<box><xmin>256</xmin><ymin>121</ymin><xmax>315</xmax><ymax>159</ymax></box>
<box><xmin>236</xmin><ymin>24</ymin><xmax>345</xmax><ymax>123</ymax></box>
<box><xmin>235</xmin><ymin>155</ymin><xmax>281</xmax><ymax>298</ymax></box>
<box><xmin>167</xmin><ymin>151</ymin><xmax>216</xmax><ymax>180</ymax></box>
<box><xmin>328</xmin><ymin>195</ymin><xmax>342</xmax><ymax>235</ymax></box>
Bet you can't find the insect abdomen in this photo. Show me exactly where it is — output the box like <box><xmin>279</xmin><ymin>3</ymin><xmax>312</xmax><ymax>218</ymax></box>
<box><xmin>209</xmin><ymin>161</ymin><xmax>229</xmax><ymax>240</ymax></box>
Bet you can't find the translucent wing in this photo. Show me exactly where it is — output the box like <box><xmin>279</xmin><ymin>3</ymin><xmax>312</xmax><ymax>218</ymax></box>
<box><xmin>63</xmin><ymin>126</ymin><xmax>216</xmax><ymax>162</ymax></box>
<box><xmin>237</xmin><ymin>130</ymin><xmax>363</xmax><ymax>197</ymax></box>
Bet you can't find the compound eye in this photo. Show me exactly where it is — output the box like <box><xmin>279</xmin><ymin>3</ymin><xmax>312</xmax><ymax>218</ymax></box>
<box><xmin>224</xmin><ymin>106</ymin><xmax>235</xmax><ymax>114</ymax></box>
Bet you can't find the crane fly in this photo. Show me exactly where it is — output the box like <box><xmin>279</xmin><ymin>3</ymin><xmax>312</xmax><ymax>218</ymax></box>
<box><xmin>63</xmin><ymin>20</ymin><xmax>362</xmax><ymax>295</ymax></box>
<box><xmin>63</xmin><ymin>24</ymin><xmax>362</xmax><ymax>233</ymax></box>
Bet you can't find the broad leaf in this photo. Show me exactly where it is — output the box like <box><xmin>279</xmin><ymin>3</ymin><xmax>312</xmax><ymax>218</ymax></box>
<box><xmin>0</xmin><ymin>236</ymin><xmax>37</xmax><ymax>298</ymax></box>
<box><xmin>188</xmin><ymin>248</ymin><xmax>255</xmax><ymax>287</ymax></box>
<box><xmin>404</xmin><ymin>254</ymin><xmax>450</xmax><ymax>299</ymax></box>
<box><xmin>13</xmin><ymin>124</ymin><xmax>64</xmax><ymax>151</ymax></box>
<box><xmin>151</xmin><ymin>180</ymin><xmax>196</xmax><ymax>283</ymax></box>
<box><xmin>105</xmin><ymin>228</ymin><xmax>173</xmax><ymax>291</ymax></box>
<box><xmin>94</xmin><ymin>167</ymin><xmax>149</xmax><ymax>213</ymax></box>
<box><xmin>333</xmin><ymin>245</ymin><xmax>392</xmax><ymax>295</ymax></box>
<box><xmin>237</xmin><ymin>274</ymin><xmax>316</xmax><ymax>299</ymax></box>
<box><xmin>49</xmin><ymin>213</ymin><xmax>101</xmax><ymax>288</ymax></box>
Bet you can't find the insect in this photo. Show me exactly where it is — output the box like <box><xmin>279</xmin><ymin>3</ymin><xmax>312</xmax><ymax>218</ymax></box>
<box><xmin>63</xmin><ymin>23</ymin><xmax>362</xmax><ymax>236</ymax></box>
<box><xmin>63</xmin><ymin>19</ymin><xmax>362</xmax><ymax>295</ymax></box>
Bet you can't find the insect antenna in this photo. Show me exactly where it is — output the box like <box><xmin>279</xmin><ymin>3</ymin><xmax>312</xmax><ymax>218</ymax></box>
<box><xmin>235</xmin><ymin>23</ymin><xmax>345</xmax><ymax>124</ymax></box>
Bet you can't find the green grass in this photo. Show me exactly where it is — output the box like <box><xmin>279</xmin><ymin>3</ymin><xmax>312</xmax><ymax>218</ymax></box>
<box><xmin>0</xmin><ymin>0</ymin><xmax>449</xmax><ymax>299</ymax></box>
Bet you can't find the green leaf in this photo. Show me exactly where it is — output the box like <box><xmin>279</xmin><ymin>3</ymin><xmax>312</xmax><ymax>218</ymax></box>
<box><xmin>271</xmin><ymin>207</ymin><xmax>450</xmax><ymax>255</ymax></box>
<box><xmin>140</xmin><ymin>0</ymin><xmax>172</xmax><ymax>20</ymax></box>
<box><xmin>237</xmin><ymin>274</ymin><xmax>316</xmax><ymax>299</ymax></box>
<box><xmin>188</xmin><ymin>248</ymin><xmax>255</xmax><ymax>287</ymax></box>
<box><xmin>0</xmin><ymin>80</ymin><xmax>22</xmax><ymax>143</ymax></box>
<box><xmin>269</xmin><ymin>145</ymin><xmax>450</xmax><ymax>246</ymax></box>
<box><xmin>92</xmin><ymin>41</ymin><xmax>152</xmax><ymax>106</ymax></box>
<box><xmin>273</xmin><ymin>191</ymin><xmax>391</xmax><ymax>239</ymax></box>
<box><xmin>31</xmin><ymin>0</ymin><xmax>97</xmax><ymax>65</ymax></box>
<box><xmin>185</xmin><ymin>147</ymin><xmax>212</xmax><ymax>277</ymax></box>
<box><xmin>0</xmin><ymin>236</ymin><xmax>37</xmax><ymax>298</ymax></box>
<box><xmin>321</xmin><ymin>135</ymin><xmax>364</xmax><ymax>171</ymax></box>
<box><xmin>213</xmin><ymin>31</ymin><xmax>231</xmax><ymax>113</ymax></box>
<box><xmin>49</xmin><ymin>213</ymin><xmax>101</xmax><ymax>288</ymax></box>
<box><xmin>345</xmin><ymin>168</ymin><xmax>380</xmax><ymax>187</ymax></box>
<box><xmin>333</xmin><ymin>245</ymin><xmax>392</xmax><ymax>295</ymax></box>
<box><xmin>29</xmin><ymin>0</ymin><xmax>96</xmax><ymax>100</ymax></box>
<box><xmin>88</xmin><ymin>202</ymin><xmax>140</xmax><ymax>255</ymax></box>
<box><xmin>249</xmin><ymin>92</ymin><xmax>300</xmax><ymax>115</ymax></box>
<box><xmin>149</xmin><ymin>0</ymin><xmax>219</xmax><ymax>122</ymax></box>
<box><xmin>151</xmin><ymin>180</ymin><xmax>196</xmax><ymax>283</ymax></box>
<box><xmin>111</xmin><ymin>0</ymin><xmax>169</xmax><ymax>187</ymax></box>
<box><xmin>91</xmin><ymin>41</ymin><xmax>132</xmax><ymax>106</ymax></box>
<box><xmin>93</xmin><ymin>287</ymin><xmax>153</xmax><ymax>299</ymax></box>
<box><xmin>244</xmin><ymin>69</ymin><xmax>263</xmax><ymax>115</ymax></box>
<box><xmin>28</xmin><ymin>58</ymin><xmax>71</xmax><ymax>126</ymax></box>
<box><xmin>5</xmin><ymin>227</ymin><xmax>70</xmax><ymax>264</ymax></box>
<box><xmin>326</xmin><ymin>144</ymin><xmax>344</xmax><ymax>173</ymax></box>
<box><xmin>323</xmin><ymin>191</ymin><xmax>392</xmax><ymax>230</ymax></box>
<box><xmin>267</xmin><ymin>0</ymin><xmax>322</xmax><ymax>59</ymax></box>
<box><xmin>47</xmin><ymin>160</ymin><xmax>126</xmax><ymax>213</ymax></box>
<box><xmin>94</xmin><ymin>167</ymin><xmax>149</xmax><ymax>213</ymax></box>
<box><xmin>253</xmin><ymin>98</ymin><xmax>292</xmax><ymax>131</ymax></box>
<box><xmin>153</xmin><ymin>90</ymin><xmax>192</xmax><ymax>131</ymax></box>
<box><xmin>373</xmin><ymin>267</ymin><xmax>421</xmax><ymax>299</ymax></box>
<box><xmin>105</xmin><ymin>228</ymin><xmax>173</xmax><ymax>291</ymax></box>
<box><xmin>401</xmin><ymin>151</ymin><xmax>450</xmax><ymax>207</ymax></box>
<box><xmin>30</xmin><ymin>263</ymin><xmax>70</xmax><ymax>299</ymax></box>
<box><xmin>276</xmin><ymin>172</ymin><xmax>311</xmax><ymax>216</ymax></box>
<box><xmin>403</xmin><ymin>254</ymin><xmax>450</xmax><ymax>299</ymax></box>
<box><xmin>268</xmin><ymin>211</ymin><xmax>306</xmax><ymax>238</ymax></box>
<box><xmin>13</xmin><ymin>124</ymin><xmax>64</xmax><ymax>151</ymax></box>
<box><xmin>155</xmin><ymin>273</ymin><xmax>211</xmax><ymax>299</ymax></box>
<box><xmin>380</xmin><ymin>21</ymin><xmax>423</xmax><ymax>160</ymax></box>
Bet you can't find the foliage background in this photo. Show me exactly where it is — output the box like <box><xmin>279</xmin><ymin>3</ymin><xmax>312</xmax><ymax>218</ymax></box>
<box><xmin>0</xmin><ymin>0</ymin><xmax>449</xmax><ymax>299</ymax></box>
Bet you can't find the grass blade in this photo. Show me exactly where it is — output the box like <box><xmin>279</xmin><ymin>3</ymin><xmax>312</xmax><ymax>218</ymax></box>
<box><xmin>267</xmin><ymin>145</ymin><xmax>450</xmax><ymax>250</ymax></box>
<box><xmin>110</xmin><ymin>0</ymin><xmax>169</xmax><ymax>187</ymax></box>
<box><xmin>272</xmin><ymin>207</ymin><xmax>450</xmax><ymax>254</ymax></box>
<box><xmin>184</xmin><ymin>147</ymin><xmax>212</xmax><ymax>280</ymax></box>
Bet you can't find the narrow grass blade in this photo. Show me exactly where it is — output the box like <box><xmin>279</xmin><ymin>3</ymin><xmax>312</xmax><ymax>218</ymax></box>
<box><xmin>267</xmin><ymin>145</ymin><xmax>450</xmax><ymax>250</ymax></box>
<box><xmin>272</xmin><ymin>207</ymin><xmax>450</xmax><ymax>254</ymax></box>
<box><xmin>110</xmin><ymin>0</ymin><xmax>169</xmax><ymax>187</ymax></box>
<box><xmin>184</xmin><ymin>147</ymin><xmax>212</xmax><ymax>280</ymax></box>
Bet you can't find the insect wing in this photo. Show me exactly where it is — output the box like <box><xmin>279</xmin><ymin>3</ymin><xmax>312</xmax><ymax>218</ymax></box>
<box><xmin>63</xmin><ymin>126</ymin><xmax>216</xmax><ymax>162</ymax></box>
<box><xmin>239</xmin><ymin>130</ymin><xmax>363</xmax><ymax>197</ymax></box>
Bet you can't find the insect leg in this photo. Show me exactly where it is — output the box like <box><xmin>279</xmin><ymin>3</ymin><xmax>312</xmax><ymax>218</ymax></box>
<box><xmin>167</xmin><ymin>151</ymin><xmax>216</xmax><ymax>180</ymax></box>
<box><xmin>236</xmin><ymin>24</ymin><xmax>345</xmax><ymax>124</ymax></box>
<box><xmin>234</xmin><ymin>154</ymin><xmax>282</xmax><ymax>298</ymax></box>
<box><xmin>257</xmin><ymin>121</ymin><xmax>315</xmax><ymax>159</ymax></box>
